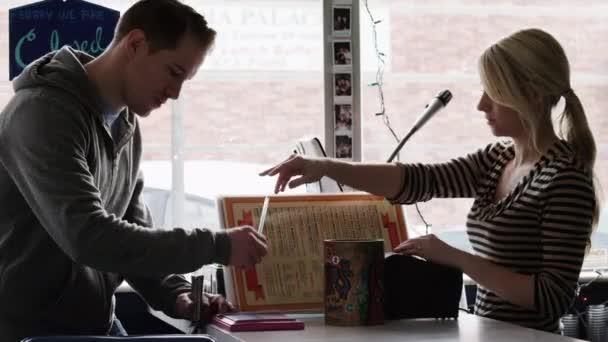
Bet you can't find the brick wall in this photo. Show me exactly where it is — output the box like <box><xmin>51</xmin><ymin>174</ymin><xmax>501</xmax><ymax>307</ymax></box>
<box><xmin>1</xmin><ymin>0</ymin><xmax>606</xmax><ymax>229</ymax></box>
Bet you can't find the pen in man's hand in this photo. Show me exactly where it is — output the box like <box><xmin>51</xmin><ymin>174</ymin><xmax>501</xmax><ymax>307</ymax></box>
<box><xmin>192</xmin><ymin>274</ymin><xmax>204</xmax><ymax>325</ymax></box>
<box><xmin>258</xmin><ymin>196</ymin><xmax>270</xmax><ymax>235</ymax></box>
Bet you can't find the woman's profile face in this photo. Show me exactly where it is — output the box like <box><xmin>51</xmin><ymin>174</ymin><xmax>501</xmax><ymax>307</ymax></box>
<box><xmin>477</xmin><ymin>91</ymin><xmax>525</xmax><ymax>138</ymax></box>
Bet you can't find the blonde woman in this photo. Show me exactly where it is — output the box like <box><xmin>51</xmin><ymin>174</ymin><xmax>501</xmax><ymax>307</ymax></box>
<box><xmin>260</xmin><ymin>28</ymin><xmax>598</xmax><ymax>333</ymax></box>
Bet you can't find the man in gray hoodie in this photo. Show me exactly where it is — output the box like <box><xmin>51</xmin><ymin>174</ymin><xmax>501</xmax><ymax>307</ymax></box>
<box><xmin>0</xmin><ymin>0</ymin><xmax>268</xmax><ymax>340</ymax></box>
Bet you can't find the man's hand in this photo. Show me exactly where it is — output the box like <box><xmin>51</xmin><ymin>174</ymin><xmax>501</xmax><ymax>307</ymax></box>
<box><xmin>226</xmin><ymin>226</ymin><xmax>268</xmax><ymax>268</ymax></box>
<box><xmin>175</xmin><ymin>292</ymin><xmax>236</xmax><ymax>323</ymax></box>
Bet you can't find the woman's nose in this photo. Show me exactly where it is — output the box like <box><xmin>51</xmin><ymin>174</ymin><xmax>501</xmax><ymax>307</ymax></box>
<box><xmin>477</xmin><ymin>92</ymin><xmax>489</xmax><ymax>112</ymax></box>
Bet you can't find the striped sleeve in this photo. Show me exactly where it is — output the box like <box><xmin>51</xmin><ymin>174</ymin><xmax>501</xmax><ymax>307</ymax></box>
<box><xmin>534</xmin><ymin>165</ymin><xmax>595</xmax><ymax>320</ymax></box>
<box><xmin>388</xmin><ymin>143</ymin><xmax>499</xmax><ymax>204</ymax></box>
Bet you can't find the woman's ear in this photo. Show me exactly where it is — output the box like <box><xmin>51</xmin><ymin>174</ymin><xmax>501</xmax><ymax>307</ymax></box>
<box><xmin>522</xmin><ymin>82</ymin><xmax>545</xmax><ymax>109</ymax></box>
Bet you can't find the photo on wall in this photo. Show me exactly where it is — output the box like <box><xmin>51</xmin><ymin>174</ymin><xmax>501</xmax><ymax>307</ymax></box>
<box><xmin>334</xmin><ymin>104</ymin><xmax>353</xmax><ymax>133</ymax></box>
<box><xmin>332</xmin><ymin>6</ymin><xmax>351</xmax><ymax>36</ymax></box>
<box><xmin>335</xmin><ymin>134</ymin><xmax>353</xmax><ymax>159</ymax></box>
<box><xmin>333</xmin><ymin>40</ymin><xmax>352</xmax><ymax>66</ymax></box>
<box><xmin>334</xmin><ymin>73</ymin><xmax>352</xmax><ymax>97</ymax></box>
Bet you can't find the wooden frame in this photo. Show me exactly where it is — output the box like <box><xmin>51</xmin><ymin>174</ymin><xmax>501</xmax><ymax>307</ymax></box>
<box><xmin>218</xmin><ymin>193</ymin><xmax>407</xmax><ymax>312</ymax></box>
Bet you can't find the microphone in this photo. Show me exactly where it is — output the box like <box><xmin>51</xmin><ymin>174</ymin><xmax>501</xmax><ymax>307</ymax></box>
<box><xmin>387</xmin><ymin>90</ymin><xmax>452</xmax><ymax>163</ymax></box>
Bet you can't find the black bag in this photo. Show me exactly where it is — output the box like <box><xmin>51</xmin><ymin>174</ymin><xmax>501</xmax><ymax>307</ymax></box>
<box><xmin>384</xmin><ymin>254</ymin><xmax>463</xmax><ymax>320</ymax></box>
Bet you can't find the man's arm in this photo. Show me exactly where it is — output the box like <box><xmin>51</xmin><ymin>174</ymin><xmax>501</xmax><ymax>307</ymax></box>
<box><xmin>0</xmin><ymin>94</ymin><xmax>229</xmax><ymax>276</ymax></box>
<box><xmin>122</xmin><ymin>170</ymin><xmax>194</xmax><ymax>318</ymax></box>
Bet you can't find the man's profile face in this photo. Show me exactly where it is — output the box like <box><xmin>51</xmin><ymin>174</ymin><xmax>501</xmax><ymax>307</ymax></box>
<box><xmin>123</xmin><ymin>31</ymin><xmax>208</xmax><ymax>117</ymax></box>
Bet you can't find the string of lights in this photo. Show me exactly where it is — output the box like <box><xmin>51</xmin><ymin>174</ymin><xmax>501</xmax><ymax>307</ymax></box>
<box><xmin>363</xmin><ymin>0</ymin><xmax>431</xmax><ymax>235</ymax></box>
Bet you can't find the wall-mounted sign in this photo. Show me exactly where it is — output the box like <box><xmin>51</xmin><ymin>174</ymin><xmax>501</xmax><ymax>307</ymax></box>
<box><xmin>9</xmin><ymin>0</ymin><xmax>119</xmax><ymax>80</ymax></box>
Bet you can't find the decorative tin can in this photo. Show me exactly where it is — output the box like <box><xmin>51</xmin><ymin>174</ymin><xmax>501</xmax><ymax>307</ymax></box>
<box><xmin>324</xmin><ymin>239</ymin><xmax>384</xmax><ymax>326</ymax></box>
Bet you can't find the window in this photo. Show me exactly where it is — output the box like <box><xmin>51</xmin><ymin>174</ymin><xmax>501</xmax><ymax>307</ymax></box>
<box><xmin>1</xmin><ymin>0</ymin><xmax>606</xmax><ymax>270</ymax></box>
<box><xmin>359</xmin><ymin>1</ymin><xmax>608</xmax><ymax>269</ymax></box>
<box><xmin>150</xmin><ymin>0</ymin><xmax>323</xmax><ymax>228</ymax></box>
<box><xmin>1</xmin><ymin>0</ymin><xmax>320</xmax><ymax>229</ymax></box>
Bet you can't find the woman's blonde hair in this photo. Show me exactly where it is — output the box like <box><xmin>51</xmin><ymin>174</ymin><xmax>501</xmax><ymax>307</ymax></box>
<box><xmin>478</xmin><ymin>28</ymin><xmax>599</xmax><ymax>229</ymax></box>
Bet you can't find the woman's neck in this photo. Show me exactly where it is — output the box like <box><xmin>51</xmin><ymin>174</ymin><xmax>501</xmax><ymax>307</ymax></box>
<box><xmin>511</xmin><ymin>131</ymin><xmax>560</xmax><ymax>167</ymax></box>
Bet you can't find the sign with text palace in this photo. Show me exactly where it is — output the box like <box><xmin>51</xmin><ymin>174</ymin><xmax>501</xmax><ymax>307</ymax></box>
<box><xmin>9</xmin><ymin>0</ymin><xmax>119</xmax><ymax>80</ymax></box>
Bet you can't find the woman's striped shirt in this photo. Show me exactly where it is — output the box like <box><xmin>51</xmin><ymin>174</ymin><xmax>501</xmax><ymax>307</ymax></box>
<box><xmin>388</xmin><ymin>140</ymin><xmax>595</xmax><ymax>332</ymax></box>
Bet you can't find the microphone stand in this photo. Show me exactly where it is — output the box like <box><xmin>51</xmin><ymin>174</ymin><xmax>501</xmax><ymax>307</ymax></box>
<box><xmin>386</xmin><ymin>90</ymin><xmax>452</xmax><ymax>163</ymax></box>
<box><xmin>386</xmin><ymin>127</ymin><xmax>419</xmax><ymax>163</ymax></box>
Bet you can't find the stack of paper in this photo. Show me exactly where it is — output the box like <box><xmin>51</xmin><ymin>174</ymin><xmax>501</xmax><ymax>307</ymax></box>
<box><xmin>212</xmin><ymin>313</ymin><xmax>304</xmax><ymax>332</ymax></box>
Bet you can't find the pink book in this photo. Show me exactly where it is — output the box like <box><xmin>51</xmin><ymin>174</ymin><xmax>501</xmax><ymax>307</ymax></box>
<box><xmin>212</xmin><ymin>313</ymin><xmax>305</xmax><ymax>332</ymax></box>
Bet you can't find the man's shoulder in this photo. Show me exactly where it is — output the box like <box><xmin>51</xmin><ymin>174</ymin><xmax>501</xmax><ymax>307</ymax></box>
<box><xmin>0</xmin><ymin>87</ymin><xmax>95</xmax><ymax>143</ymax></box>
<box><xmin>3</xmin><ymin>87</ymin><xmax>85</xmax><ymax>121</ymax></box>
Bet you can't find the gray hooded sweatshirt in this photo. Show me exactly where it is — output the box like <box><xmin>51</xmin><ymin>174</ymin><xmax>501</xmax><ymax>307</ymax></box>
<box><xmin>0</xmin><ymin>47</ymin><xmax>231</xmax><ymax>341</ymax></box>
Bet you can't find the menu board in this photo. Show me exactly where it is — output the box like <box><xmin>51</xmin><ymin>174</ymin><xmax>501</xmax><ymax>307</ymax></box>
<box><xmin>218</xmin><ymin>193</ymin><xmax>407</xmax><ymax>312</ymax></box>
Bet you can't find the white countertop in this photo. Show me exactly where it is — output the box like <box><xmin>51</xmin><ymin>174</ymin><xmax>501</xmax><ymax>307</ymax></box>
<box><xmin>149</xmin><ymin>309</ymin><xmax>583</xmax><ymax>342</ymax></box>
<box><xmin>204</xmin><ymin>313</ymin><xmax>583</xmax><ymax>342</ymax></box>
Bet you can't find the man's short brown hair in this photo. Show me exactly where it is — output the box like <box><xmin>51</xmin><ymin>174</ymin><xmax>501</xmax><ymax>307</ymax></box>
<box><xmin>114</xmin><ymin>0</ymin><xmax>216</xmax><ymax>53</ymax></box>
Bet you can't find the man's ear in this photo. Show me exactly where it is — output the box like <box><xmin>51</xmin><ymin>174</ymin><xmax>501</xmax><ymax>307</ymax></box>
<box><xmin>123</xmin><ymin>29</ymin><xmax>148</xmax><ymax>61</ymax></box>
